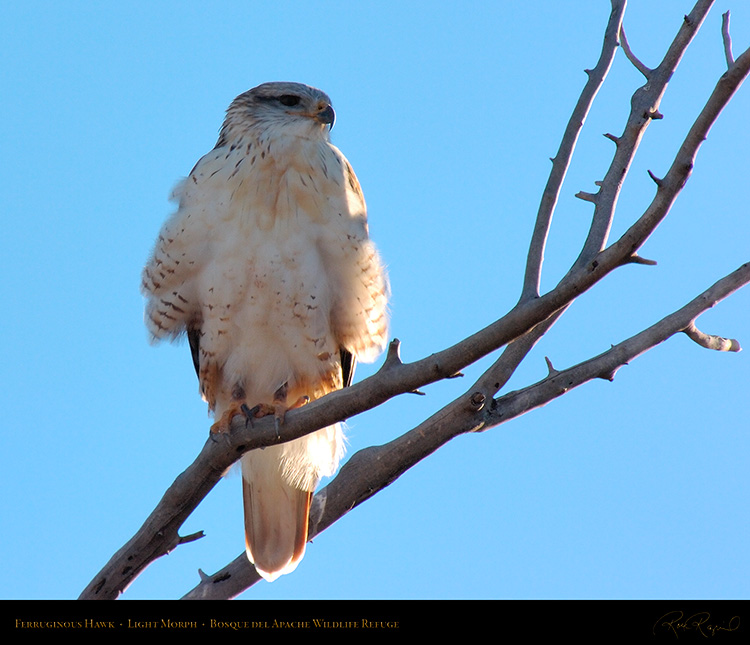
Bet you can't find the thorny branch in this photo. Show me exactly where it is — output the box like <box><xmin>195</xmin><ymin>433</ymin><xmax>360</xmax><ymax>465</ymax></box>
<box><xmin>183</xmin><ymin>262</ymin><xmax>750</xmax><ymax>599</ymax></box>
<box><xmin>521</xmin><ymin>0</ymin><xmax>625</xmax><ymax>301</ymax></box>
<box><xmin>80</xmin><ymin>0</ymin><xmax>750</xmax><ymax>600</ymax></box>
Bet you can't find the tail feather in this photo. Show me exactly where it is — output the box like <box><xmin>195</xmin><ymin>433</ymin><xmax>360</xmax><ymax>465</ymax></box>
<box><xmin>241</xmin><ymin>449</ymin><xmax>313</xmax><ymax>582</ymax></box>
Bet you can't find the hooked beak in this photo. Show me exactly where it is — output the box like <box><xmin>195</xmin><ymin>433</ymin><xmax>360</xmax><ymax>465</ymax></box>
<box><xmin>315</xmin><ymin>104</ymin><xmax>336</xmax><ymax>129</ymax></box>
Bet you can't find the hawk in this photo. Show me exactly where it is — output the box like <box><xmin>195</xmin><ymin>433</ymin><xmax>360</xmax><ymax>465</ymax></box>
<box><xmin>141</xmin><ymin>82</ymin><xmax>389</xmax><ymax>581</ymax></box>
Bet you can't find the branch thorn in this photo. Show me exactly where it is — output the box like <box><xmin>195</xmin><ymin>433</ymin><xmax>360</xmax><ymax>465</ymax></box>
<box><xmin>575</xmin><ymin>191</ymin><xmax>598</xmax><ymax>203</ymax></box>
<box><xmin>380</xmin><ymin>338</ymin><xmax>403</xmax><ymax>371</ymax></box>
<box><xmin>625</xmin><ymin>253</ymin><xmax>658</xmax><ymax>266</ymax></box>
<box><xmin>603</xmin><ymin>132</ymin><xmax>620</xmax><ymax>144</ymax></box>
<box><xmin>178</xmin><ymin>530</ymin><xmax>205</xmax><ymax>545</ymax></box>
<box><xmin>647</xmin><ymin>169</ymin><xmax>663</xmax><ymax>186</ymax></box>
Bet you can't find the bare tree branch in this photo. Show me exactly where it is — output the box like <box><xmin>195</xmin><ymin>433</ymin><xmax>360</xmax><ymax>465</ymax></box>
<box><xmin>183</xmin><ymin>262</ymin><xmax>750</xmax><ymax>599</ymax></box>
<box><xmin>522</xmin><ymin>0</ymin><xmax>626</xmax><ymax>301</ymax></box>
<box><xmin>79</xmin><ymin>2</ymin><xmax>750</xmax><ymax>600</ymax></box>
<box><xmin>479</xmin><ymin>0</ymin><xmax>719</xmax><ymax>403</ymax></box>
<box><xmin>575</xmin><ymin>0</ymin><xmax>714</xmax><ymax>267</ymax></box>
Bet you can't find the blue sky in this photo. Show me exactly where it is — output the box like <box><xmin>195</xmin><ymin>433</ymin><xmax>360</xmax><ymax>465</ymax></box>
<box><xmin>2</xmin><ymin>1</ymin><xmax>748</xmax><ymax>600</ymax></box>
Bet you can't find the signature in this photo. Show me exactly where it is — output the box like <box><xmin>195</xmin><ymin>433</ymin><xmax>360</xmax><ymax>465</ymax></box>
<box><xmin>653</xmin><ymin>611</ymin><xmax>741</xmax><ymax>638</ymax></box>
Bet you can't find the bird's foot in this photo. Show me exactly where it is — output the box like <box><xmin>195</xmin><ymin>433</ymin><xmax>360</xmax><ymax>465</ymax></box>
<box><xmin>210</xmin><ymin>401</ymin><xmax>248</xmax><ymax>434</ymax></box>
<box><xmin>239</xmin><ymin>396</ymin><xmax>310</xmax><ymax>439</ymax></box>
<box><xmin>210</xmin><ymin>380</ymin><xmax>310</xmax><ymax>437</ymax></box>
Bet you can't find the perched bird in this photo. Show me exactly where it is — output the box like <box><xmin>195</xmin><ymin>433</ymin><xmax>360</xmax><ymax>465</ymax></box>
<box><xmin>141</xmin><ymin>82</ymin><xmax>389</xmax><ymax>581</ymax></box>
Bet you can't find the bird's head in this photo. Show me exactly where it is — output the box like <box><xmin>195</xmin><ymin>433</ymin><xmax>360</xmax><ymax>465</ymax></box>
<box><xmin>219</xmin><ymin>82</ymin><xmax>335</xmax><ymax>145</ymax></box>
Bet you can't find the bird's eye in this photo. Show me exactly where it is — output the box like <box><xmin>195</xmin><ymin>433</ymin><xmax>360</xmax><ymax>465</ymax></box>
<box><xmin>278</xmin><ymin>95</ymin><xmax>301</xmax><ymax>107</ymax></box>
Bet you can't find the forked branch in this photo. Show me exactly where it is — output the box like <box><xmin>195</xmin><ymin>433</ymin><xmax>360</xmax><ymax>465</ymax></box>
<box><xmin>79</xmin><ymin>2</ymin><xmax>750</xmax><ymax>600</ymax></box>
<box><xmin>184</xmin><ymin>262</ymin><xmax>750</xmax><ymax>598</ymax></box>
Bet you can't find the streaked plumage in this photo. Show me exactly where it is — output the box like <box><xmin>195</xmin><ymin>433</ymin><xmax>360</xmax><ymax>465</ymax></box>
<box><xmin>142</xmin><ymin>82</ymin><xmax>389</xmax><ymax>581</ymax></box>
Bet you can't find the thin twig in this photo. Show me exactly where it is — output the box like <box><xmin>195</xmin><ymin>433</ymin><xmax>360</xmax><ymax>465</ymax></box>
<box><xmin>722</xmin><ymin>11</ymin><xmax>735</xmax><ymax>67</ymax></box>
<box><xmin>619</xmin><ymin>25</ymin><xmax>652</xmax><ymax>77</ymax></box>
<box><xmin>521</xmin><ymin>0</ymin><xmax>626</xmax><ymax>300</ymax></box>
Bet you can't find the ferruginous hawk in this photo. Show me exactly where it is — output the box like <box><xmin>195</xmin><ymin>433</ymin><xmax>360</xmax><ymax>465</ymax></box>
<box><xmin>142</xmin><ymin>82</ymin><xmax>389</xmax><ymax>581</ymax></box>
